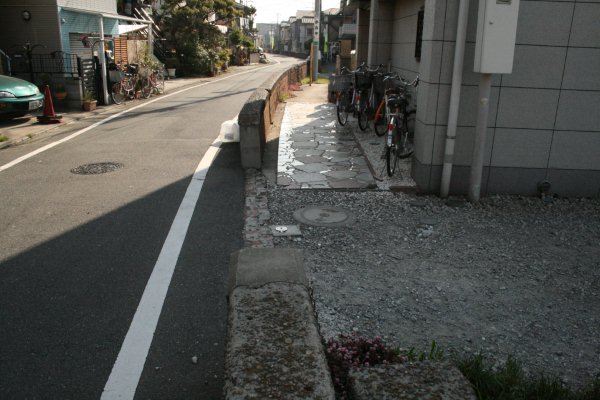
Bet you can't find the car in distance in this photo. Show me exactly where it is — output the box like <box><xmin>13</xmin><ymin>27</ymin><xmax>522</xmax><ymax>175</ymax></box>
<box><xmin>0</xmin><ymin>75</ymin><xmax>45</xmax><ymax>119</ymax></box>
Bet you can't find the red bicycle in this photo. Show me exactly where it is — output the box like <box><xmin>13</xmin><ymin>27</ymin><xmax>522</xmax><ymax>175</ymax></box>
<box><xmin>141</xmin><ymin>69</ymin><xmax>165</xmax><ymax>99</ymax></box>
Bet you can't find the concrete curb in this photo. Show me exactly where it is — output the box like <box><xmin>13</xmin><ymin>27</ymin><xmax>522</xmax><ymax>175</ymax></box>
<box><xmin>225</xmin><ymin>248</ymin><xmax>335</xmax><ymax>399</ymax></box>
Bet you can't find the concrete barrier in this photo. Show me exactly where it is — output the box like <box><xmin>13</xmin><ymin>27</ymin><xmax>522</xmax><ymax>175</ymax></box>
<box><xmin>224</xmin><ymin>248</ymin><xmax>335</xmax><ymax>399</ymax></box>
<box><xmin>238</xmin><ymin>62</ymin><xmax>307</xmax><ymax>169</ymax></box>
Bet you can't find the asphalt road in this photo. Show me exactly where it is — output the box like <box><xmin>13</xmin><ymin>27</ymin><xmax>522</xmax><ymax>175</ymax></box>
<box><xmin>0</xmin><ymin>55</ymin><xmax>297</xmax><ymax>399</ymax></box>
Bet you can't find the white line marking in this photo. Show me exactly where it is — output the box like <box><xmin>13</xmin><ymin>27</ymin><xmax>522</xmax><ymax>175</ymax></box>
<box><xmin>101</xmin><ymin>138</ymin><xmax>223</xmax><ymax>400</ymax></box>
<box><xmin>0</xmin><ymin>60</ymin><xmax>280</xmax><ymax>173</ymax></box>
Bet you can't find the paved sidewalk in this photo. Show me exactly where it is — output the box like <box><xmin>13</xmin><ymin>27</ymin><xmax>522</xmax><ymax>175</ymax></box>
<box><xmin>276</xmin><ymin>82</ymin><xmax>417</xmax><ymax>191</ymax></box>
<box><xmin>277</xmin><ymin>84</ymin><xmax>376</xmax><ymax>189</ymax></box>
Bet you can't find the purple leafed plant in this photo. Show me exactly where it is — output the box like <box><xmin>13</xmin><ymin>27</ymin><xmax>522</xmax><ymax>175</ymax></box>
<box><xmin>325</xmin><ymin>334</ymin><xmax>407</xmax><ymax>399</ymax></box>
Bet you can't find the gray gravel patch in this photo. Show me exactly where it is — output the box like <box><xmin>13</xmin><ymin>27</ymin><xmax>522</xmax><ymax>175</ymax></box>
<box><xmin>267</xmin><ymin>188</ymin><xmax>600</xmax><ymax>388</ymax></box>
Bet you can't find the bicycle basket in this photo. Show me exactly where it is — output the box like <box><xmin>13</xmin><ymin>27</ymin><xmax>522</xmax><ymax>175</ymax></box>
<box><xmin>126</xmin><ymin>63</ymin><xmax>138</xmax><ymax>74</ymax></box>
<box><xmin>109</xmin><ymin>70</ymin><xmax>125</xmax><ymax>83</ymax></box>
<box><xmin>354</xmin><ymin>71</ymin><xmax>372</xmax><ymax>90</ymax></box>
<box><xmin>332</xmin><ymin>74</ymin><xmax>353</xmax><ymax>92</ymax></box>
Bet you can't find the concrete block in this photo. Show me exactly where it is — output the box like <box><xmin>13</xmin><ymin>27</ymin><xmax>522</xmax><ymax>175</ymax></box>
<box><xmin>348</xmin><ymin>361</ymin><xmax>477</xmax><ymax>400</ymax></box>
<box><xmin>555</xmin><ymin>90</ymin><xmax>600</xmax><ymax>132</ymax></box>
<box><xmin>490</xmin><ymin>128</ymin><xmax>553</xmax><ymax>168</ymax></box>
<box><xmin>487</xmin><ymin>167</ymin><xmax>547</xmax><ymax>196</ymax></box>
<box><xmin>228</xmin><ymin>248</ymin><xmax>307</xmax><ymax>295</ymax></box>
<box><xmin>516</xmin><ymin>2</ymin><xmax>574</xmax><ymax>46</ymax></box>
<box><xmin>563</xmin><ymin>48</ymin><xmax>600</xmax><ymax>91</ymax></box>
<box><xmin>570</xmin><ymin>3</ymin><xmax>600</xmax><ymax>47</ymax></box>
<box><xmin>496</xmin><ymin>88</ymin><xmax>559</xmax><ymax>130</ymax></box>
<box><xmin>225</xmin><ymin>247</ymin><xmax>334</xmax><ymax>400</ymax></box>
<box><xmin>549</xmin><ymin>131</ymin><xmax>600</xmax><ymax>170</ymax></box>
<box><xmin>502</xmin><ymin>45</ymin><xmax>566</xmax><ymax>89</ymax></box>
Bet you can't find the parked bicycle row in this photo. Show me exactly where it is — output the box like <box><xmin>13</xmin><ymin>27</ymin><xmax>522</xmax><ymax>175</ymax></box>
<box><xmin>108</xmin><ymin>62</ymin><xmax>165</xmax><ymax>105</ymax></box>
<box><xmin>332</xmin><ymin>63</ymin><xmax>418</xmax><ymax>177</ymax></box>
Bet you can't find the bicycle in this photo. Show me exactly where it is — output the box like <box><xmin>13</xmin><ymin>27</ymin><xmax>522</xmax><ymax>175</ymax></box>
<box><xmin>333</xmin><ymin>63</ymin><xmax>375</xmax><ymax>128</ymax></box>
<box><xmin>333</xmin><ymin>67</ymin><xmax>354</xmax><ymax>126</ymax></box>
<box><xmin>359</xmin><ymin>64</ymin><xmax>385</xmax><ymax>131</ymax></box>
<box><xmin>141</xmin><ymin>68</ymin><xmax>165</xmax><ymax>99</ymax></box>
<box><xmin>381</xmin><ymin>75</ymin><xmax>419</xmax><ymax>176</ymax></box>
<box><xmin>109</xmin><ymin>63</ymin><xmax>139</xmax><ymax>105</ymax></box>
<box><xmin>353</xmin><ymin>64</ymin><xmax>374</xmax><ymax>131</ymax></box>
<box><xmin>374</xmin><ymin>74</ymin><xmax>418</xmax><ymax>138</ymax></box>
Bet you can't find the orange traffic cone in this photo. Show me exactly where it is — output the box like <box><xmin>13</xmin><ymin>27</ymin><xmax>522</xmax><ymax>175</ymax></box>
<box><xmin>37</xmin><ymin>85</ymin><xmax>63</xmax><ymax>124</ymax></box>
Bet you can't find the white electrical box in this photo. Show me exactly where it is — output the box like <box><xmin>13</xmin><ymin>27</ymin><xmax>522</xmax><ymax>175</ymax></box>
<box><xmin>474</xmin><ymin>0</ymin><xmax>520</xmax><ymax>74</ymax></box>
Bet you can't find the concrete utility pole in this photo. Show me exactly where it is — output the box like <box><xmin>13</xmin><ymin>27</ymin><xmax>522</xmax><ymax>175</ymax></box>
<box><xmin>312</xmin><ymin>0</ymin><xmax>321</xmax><ymax>81</ymax></box>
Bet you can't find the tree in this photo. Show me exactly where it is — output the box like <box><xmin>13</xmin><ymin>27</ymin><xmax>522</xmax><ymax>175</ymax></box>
<box><xmin>160</xmin><ymin>0</ymin><xmax>251</xmax><ymax>74</ymax></box>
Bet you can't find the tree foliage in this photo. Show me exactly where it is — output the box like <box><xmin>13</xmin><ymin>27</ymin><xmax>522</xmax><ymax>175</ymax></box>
<box><xmin>159</xmin><ymin>0</ymin><xmax>255</xmax><ymax>74</ymax></box>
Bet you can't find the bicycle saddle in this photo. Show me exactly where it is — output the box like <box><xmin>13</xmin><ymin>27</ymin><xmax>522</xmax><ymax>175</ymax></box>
<box><xmin>387</xmin><ymin>94</ymin><xmax>408</xmax><ymax>108</ymax></box>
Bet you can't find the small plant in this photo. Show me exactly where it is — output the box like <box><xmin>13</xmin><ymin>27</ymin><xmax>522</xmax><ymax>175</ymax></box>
<box><xmin>277</xmin><ymin>92</ymin><xmax>288</xmax><ymax>102</ymax></box>
<box><xmin>404</xmin><ymin>340</ymin><xmax>445</xmax><ymax>362</ymax></box>
<box><xmin>0</xmin><ymin>134</ymin><xmax>8</xmax><ymax>142</ymax></box>
<box><xmin>53</xmin><ymin>83</ymin><xmax>66</xmax><ymax>93</ymax></box>
<box><xmin>165</xmin><ymin>57</ymin><xmax>179</xmax><ymax>69</ymax></box>
<box><xmin>301</xmin><ymin>77</ymin><xmax>330</xmax><ymax>85</ymax></box>
<box><xmin>82</xmin><ymin>90</ymin><xmax>95</xmax><ymax>102</ymax></box>
<box><xmin>325</xmin><ymin>334</ymin><xmax>405</xmax><ymax>399</ymax></box>
<box><xmin>134</xmin><ymin>78</ymin><xmax>143</xmax><ymax>92</ymax></box>
<box><xmin>458</xmin><ymin>355</ymin><xmax>600</xmax><ymax>400</ymax></box>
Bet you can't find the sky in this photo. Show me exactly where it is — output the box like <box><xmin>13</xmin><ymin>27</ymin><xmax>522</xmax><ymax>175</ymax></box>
<box><xmin>248</xmin><ymin>0</ymin><xmax>341</xmax><ymax>24</ymax></box>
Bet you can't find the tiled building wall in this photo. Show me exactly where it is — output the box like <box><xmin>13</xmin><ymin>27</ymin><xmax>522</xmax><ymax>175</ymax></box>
<box><xmin>409</xmin><ymin>0</ymin><xmax>600</xmax><ymax>197</ymax></box>
<box><xmin>367</xmin><ymin>0</ymin><xmax>394</xmax><ymax>66</ymax></box>
<box><xmin>356</xmin><ymin>8</ymin><xmax>371</xmax><ymax>64</ymax></box>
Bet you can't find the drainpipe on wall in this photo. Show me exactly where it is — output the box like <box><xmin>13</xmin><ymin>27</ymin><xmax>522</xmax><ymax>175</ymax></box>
<box><xmin>439</xmin><ymin>0</ymin><xmax>470</xmax><ymax>198</ymax></box>
<box><xmin>98</xmin><ymin>15</ymin><xmax>109</xmax><ymax>105</ymax></box>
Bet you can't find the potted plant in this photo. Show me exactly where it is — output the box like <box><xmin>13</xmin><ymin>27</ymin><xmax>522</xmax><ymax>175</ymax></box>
<box><xmin>53</xmin><ymin>83</ymin><xmax>67</xmax><ymax>100</ymax></box>
<box><xmin>82</xmin><ymin>90</ymin><xmax>97</xmax><ymax>111</ymax></box>
<box><xmin>165</xmin><ymin>58</ymin><xmax>178</xmax><ymax>78</ymax></box>
<box><xmin>134</xmin><ymin>79</ymin><xmax>143</xmax><ymax>99</ymax></box>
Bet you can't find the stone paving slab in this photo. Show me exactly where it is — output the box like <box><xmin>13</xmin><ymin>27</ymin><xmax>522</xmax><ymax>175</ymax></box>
<box><xmin>276</xmin><ymin>83</ymin><xmax>417</xmax><ymax>191</ymax></box>
<box><xmin>277</xmin><ymin>99</ymin><xmax>376</xmax><ymax>190</ymax></box>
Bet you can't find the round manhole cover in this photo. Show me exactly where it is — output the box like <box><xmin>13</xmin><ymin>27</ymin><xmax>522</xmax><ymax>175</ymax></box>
<box><xmin>71</xmin><ymin>162</ymin><xmax>124</xmax><ymax>175</ymax></box>
<box><xmin>293</xmin><ymin>206</ymin><xmax>355</xmax><ymax>227</ymax></box>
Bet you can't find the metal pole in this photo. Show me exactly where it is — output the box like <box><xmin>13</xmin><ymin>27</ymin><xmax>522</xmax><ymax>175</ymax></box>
<box><xmin>98</xmin><ymin>16</ymin><xmax>109</xmax><ymax>105</ymax></box>
<box><xmin>440</xmin><ymin>0</ymin><xmax>470</xmax><ymax>198</ymax></box>
<box><xmin>468</xmin><ymin>73</ymin><xmax>492</xmax><ymax>203</ymax></box>
<box><xmin>312</xmin><ymin>0</ymin><xmax>320</xmax><ymax>81</ymax></box>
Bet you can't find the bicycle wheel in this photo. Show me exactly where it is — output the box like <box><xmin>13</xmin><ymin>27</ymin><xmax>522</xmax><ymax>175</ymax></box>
<box><xmin>141</xmin><ymin>77</ymin><xmax>152</xmax><ymax>99</ymax></box>
<box><xmin>373</xmin><ymin>101</ymin><xmax>387</xmax><ymax>137</ymax></box>
<box><xmin>336</xmin><ymin>91</ymin><xmax>350</xmax><ymax>126</ymax></box>
<box><xmin>397</xmin><ymin>116</ymin><xmax>414</xmax><ymax>159</ymax></box>
<box><xmin>386</xmin><ymin>118</ymin><xmax>400</xmax><ymax>177</ymax></box>
<box><xmin>111</xmin><ymin>82</ymin><xmax>126</xmax><ymax>105</ymax></box>
<box><xmin>357</xmin><ymin>95</ymin><xmax>369</xmax><ymax>131</ymax></box>
<box><xmin>406</xmin><ymin>109</ymin><xmax>416</xmax><ymax>139</ymax></box>
<box><xmin>155</xmin><ymin>70</ymin><xmax>165</xmax><ymax>94</ymax></box>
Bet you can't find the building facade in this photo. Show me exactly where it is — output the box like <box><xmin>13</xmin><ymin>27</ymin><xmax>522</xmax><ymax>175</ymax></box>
<box><xmin>343</xmin><ymin>0</ymin><xmax>600</xmax><ymax>197</ymax></box>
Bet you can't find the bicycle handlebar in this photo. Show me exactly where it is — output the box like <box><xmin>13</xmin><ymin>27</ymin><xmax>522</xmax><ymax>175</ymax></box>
<box><xmin>381</xmin><ymin>72</ymin><xmax>419</xmax><ymax>88</ymax></box>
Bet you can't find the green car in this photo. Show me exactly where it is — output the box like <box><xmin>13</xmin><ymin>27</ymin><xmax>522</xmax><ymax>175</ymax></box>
<box><xmin>0</xmin><ymin>75</ymin><xmax>45</xmax><ymax>119</ymax></box>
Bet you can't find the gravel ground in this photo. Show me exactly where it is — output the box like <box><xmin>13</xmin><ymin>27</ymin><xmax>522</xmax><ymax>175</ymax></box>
<box><xmin>266</xmin><ymin>186</ymin><xmax>600</xmax><ymax>388</ymax></box>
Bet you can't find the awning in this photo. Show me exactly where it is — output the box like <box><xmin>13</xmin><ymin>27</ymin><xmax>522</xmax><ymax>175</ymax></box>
<box><xmin>118</xmin><ymin>24</ymin><xmax>147</xmax><ymax>34</ymax></box>
<box><xmin>60</xmin><ymin>6</ymin><xmax>151</xmax><ymax>25</ymax></box>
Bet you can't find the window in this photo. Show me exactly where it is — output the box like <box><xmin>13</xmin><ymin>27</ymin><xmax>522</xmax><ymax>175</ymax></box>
<box><xmin>415</xmin><ymin>7</ymin><xmax>424</xmax><ymax>61</ymax></box>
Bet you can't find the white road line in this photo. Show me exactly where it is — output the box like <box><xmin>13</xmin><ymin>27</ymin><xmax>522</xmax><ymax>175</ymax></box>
<box><xmin>0</xmin><ymin>59</ymin><xmax>280</xmax><ymax>173</ymax></box>
<box><xmin>101</xmin><ymin>138</ymin><xmax>222</xmax><ymax>400</ymax></box>
<box><xmin>101</xmin><ymin>57</ymin><xmax>283</xmax><ymax>399</ymax></box>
